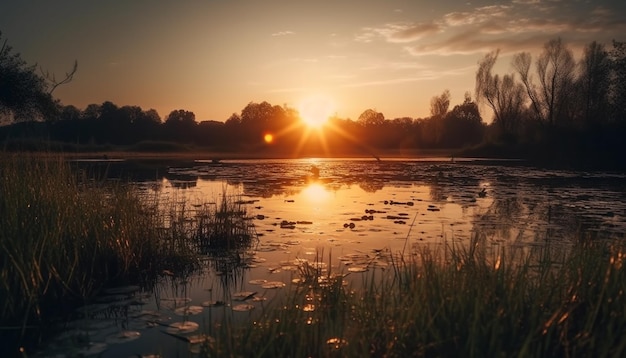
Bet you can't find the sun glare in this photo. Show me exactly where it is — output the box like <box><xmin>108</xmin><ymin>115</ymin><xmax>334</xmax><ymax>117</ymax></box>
<box><xmin>264</xmin><ymin>133</ymin><xmax>274</xmax><ymax>143</ymax></box>
<box><xmin>302</xmin><ymin>183</ymin><xmax>331</xmax><ymax>203</ymax></box>
<box><xmin>298</xmin><ymin>95</ymin><xmax>336</xmax><ymax>129</ymax></box>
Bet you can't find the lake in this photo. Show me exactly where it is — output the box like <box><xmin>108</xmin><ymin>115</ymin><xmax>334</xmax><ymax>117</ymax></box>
<box><xmin>39</xmin><ymin>158</ymin><xmax>626</xmax><ymax>357</ymax></box>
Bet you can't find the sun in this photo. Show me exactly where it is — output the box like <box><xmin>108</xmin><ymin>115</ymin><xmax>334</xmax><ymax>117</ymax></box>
<box><xmin>298</xmin><ymin>95</ymin><xmax>336</xmax><ymax>129</ymax></box>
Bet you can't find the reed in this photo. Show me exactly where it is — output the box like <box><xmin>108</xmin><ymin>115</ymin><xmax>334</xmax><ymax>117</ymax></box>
<box><xmin>0</xmin><ymin>155</ymin><xmax>198</xmax><ymax>349</ymax></box>
<box><xmin>194</xmin><ymin>191</ymin><xmax>256</xmax><ymax>254</ymax></box>
<box><xmin>202</xmin><ymin>234</ymin><xmax>626</xmax><ymax>357</ymax></box>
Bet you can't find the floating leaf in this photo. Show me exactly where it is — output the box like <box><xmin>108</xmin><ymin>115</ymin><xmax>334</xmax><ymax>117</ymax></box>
<box><xmin>174</xmin><ymin>305</ymin><xmax>204</xmax><ymax>316</ymax></box>
<box><xmin>249</xmin><ymin>279</ymin><xmax>267</xmax><ymax>285</ymax></box>
<box><xmin>232</xmin><ymin>304</ymin><xmax>255</xmax><ymax>312</ymax></box>
<box><xmin>279</xmin><ymin>265</ymin><xmax>298</xmax><ymax>271</ymax></box>
<box><xmin>233</xmin><ymin>291</ymin><xmax>257</xmax><ymax>301</ymax></box>
<box><xmin>131</xmin><ymin>310</ymin><xmax>161</xmax><ymax>319</ymax></box>
<box><xmin>201</xmin><ymin>300</ymin><xmax>225</xmax><ymax>307</ymax></box>
<box><xmin>261</xmin><ymin>281</ymin><xmax>286</xmax><ymax>289</ymax></box>
<box><xmin>105</xmin><ymin>330</ymin><xmax>141</xmax><ymax>344</ymax></box>
<box><xmin>188</xmin><ymin>334</ymin><xmax>213</xmax><ymax>345</ymax></box>
<box><xmin>167</xmin><ymin>321</ymin><xmax>199</xmax><ymax>334</ymax></box>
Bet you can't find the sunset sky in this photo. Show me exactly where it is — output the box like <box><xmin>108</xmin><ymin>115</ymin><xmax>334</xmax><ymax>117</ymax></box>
<box><xmin>1</xmin><ymin>0</ymin><xmax>624</xmax><ymax>122</ymax></box>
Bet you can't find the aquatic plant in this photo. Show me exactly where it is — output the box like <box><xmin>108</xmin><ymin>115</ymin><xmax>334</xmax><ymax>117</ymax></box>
<box><xmin>202</xmin><ymin>234</ymin><xmax>626</xmax><ymax>357</ymax></box>
<box><xmin>193</xmin><ymin>190</ymin><xmax>256</xmax><ymax>253</ymax></box>
<box><xmin>0</xmin><ymin>155</ymin><xmax>198</xmax><ymax>352</ymax></box>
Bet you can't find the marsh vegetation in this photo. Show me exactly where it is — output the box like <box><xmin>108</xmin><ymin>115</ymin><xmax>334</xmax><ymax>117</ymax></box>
<box><xmin>204</xmin><ymin>236</ymin><xmax>626</xmax><ymax>357</ymax></box>
<box><xmin>0</xmin><ymin>155</ymin><xmax>254</xmax><ymax>353</ymax></box>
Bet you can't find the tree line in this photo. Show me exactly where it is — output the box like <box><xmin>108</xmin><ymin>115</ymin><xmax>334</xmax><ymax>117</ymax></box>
<box><xmin>1</xmin><ymin>32</ymin><xmax>625</xmax><ymax>168</ymax></box>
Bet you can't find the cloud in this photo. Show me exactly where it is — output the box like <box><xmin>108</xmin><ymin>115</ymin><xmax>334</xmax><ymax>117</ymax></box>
<box><xmin>356</xmin><ymin>2</ymin><xmax>625</xmax><ymax>57</ymax></box>
<box><xmin>271</xmin><ymin>31</ymin><xmax>294</xmax><ymax>37</ymax></box>
<box><xmin>443</xmin><ymin>5</ymin><xmax>510</xmax><ymax>27</ymax></box>
<box><xmin>404</xmin><ymin>33</ymin><xmax>550</xmax><ymax>56</ymax></box>
<box><xmin>356</xmin><ymin>22</ymin><xmax>440</xmax><ymax>43</ymax></box>
<box><xmin>342</xmin><ymin>65</ymin><xmax>474</xmax><ymax>88</ymax></box>
<box><xmin>512</xmin><ymin>0</ymin><xmax>540</xmax><ymax>4</ymax></box>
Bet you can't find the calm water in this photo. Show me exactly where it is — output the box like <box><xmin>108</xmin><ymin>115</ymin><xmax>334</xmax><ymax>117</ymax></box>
<box><xmin>40</xmin><ymin>158</ymin><xmax>626</xmax><ymax>357</ymax></box>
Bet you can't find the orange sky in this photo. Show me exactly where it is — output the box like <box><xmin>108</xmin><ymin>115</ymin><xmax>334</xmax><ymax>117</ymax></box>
<box><xmin>1</xmin><ymin>0</ymin><xmax>625</xmax><ymax>122</ymax></box>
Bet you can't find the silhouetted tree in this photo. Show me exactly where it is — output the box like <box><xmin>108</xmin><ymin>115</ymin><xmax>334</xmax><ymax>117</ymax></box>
<box><xmin>357</xmin><ymin>109</ymin><xmax>385</xmax><ymax>127</ymax></box>
<box><xmin>442</xmin><ymin>92</ymin><xmax>484</xmax><ymax>147</ymax></box>
<box><xmin>430</xmin><ymin>90</ymin><xmax>450</xmax><ymax>118</ymax></box>
<box><xmin>513</xmin><ymin>38</ymin><xmax>576</xmax><ymax>127</ymax></box>
<box><xmin>60</xmin><ymin>105</ymin><xmax>81</xmax><ymax>121</ymax></box>
<box><xmin>609</xmin><ymin>41</ymin><xmax>626</xmax><ymax>122</ymax></box>
<box><xmin>165</xmin><ymin>109</ymin><xmax>196</xmax><ymax>142</ymax></box>
<box><xmin>428</xmin><ymin>90</ymin><xmax>451</xmax><ymax>145</ymax></box>
<box><xmin>165</xmin><ymin>109</ymin><xmax>196</xmax><ymax>125</ymax></box>
<box><xmin>476</xmin><ymin>50</ymin><xmax>526</xmax><ymax>140</ymax></box>
<box><xmin>40</xmin><ymin>60</ymin><xmax>77</xmax><ymax>95</ymax></box>
<box><xmin>577</xmin><ymin>41</ymin><xmax>611</xmax><ymax>127</ymax></box>
<box><xmin>0</xmin><ymin>32</ymin><xmax>54</xmax><ymax>121</ymax></box>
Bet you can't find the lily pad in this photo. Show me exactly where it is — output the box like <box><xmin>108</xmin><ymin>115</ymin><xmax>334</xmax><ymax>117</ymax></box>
<box><xmin>232</xmin><ymin>304</ymin><xmax>255</xmax><ymax>312</ymax></box>
<box><xmin>166</xmin><ymin>321</ymin><xmax>199</xmax><ymax>334</ymax></box>
<box><xmin>249</xmin><ymin>279</ymin><xmax>268</xmax><ymax>285</ymax></box>
<box><xmin>105</xmin><ymin>330</ymin><xmax>141</xmax><ymax>344</ymax></box>
<box><xmin>233</xmin><ymin>291</ymin><xmax>257</xmax><ymax>301</ymax></box>
<box><xmin>188</xmin><ymin>334</ymin><xmax>213</xmax><ymax>344</ymax></box>
<box><xmin>261</xmin><ymin>281</ymin><xmax>286</xmax><ymax>289</ymax></box>
<box><xmin>174</xmin><ymin>305</ymin><xmax>204</xmax><ymax>316</ymax></box>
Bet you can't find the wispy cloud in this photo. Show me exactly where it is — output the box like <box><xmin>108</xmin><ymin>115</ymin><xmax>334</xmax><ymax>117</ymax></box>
<box><xmin>356</xmin><ymin>2</ymin><xmax>625</xmax><ymax>57</ymax></box>
<box><xmin>271</xmin><ymin>30</ymin><xmax>294</xmax><ymax>37</ymax></box>
<box><xmin>342</xmin><ymin>65</ymin><xmax>474</xmax><ymax>88</ymax></box>
<box><xmin>356</xmin><ymin>22</ymin><xmax>440</xmax><ymax>43</ymax></box>
<box><xmin>443</xmin><ymin>5</ymin><xmax>510</xmax><ymax>27</ymax></box>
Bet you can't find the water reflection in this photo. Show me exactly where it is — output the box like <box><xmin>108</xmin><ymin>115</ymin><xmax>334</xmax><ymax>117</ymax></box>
<box><xmin>131</xmin><ymin>159</ymin><xmax>626</xmax><ymax>242</ymax></box>
<box><xmin>301</xmin><ymin>183</ymin><xmax>332</xmax><ymax>203</ymax></box>
<box><xmin>48</xmin><ymin>158</ymin><xmax>626</xmax><ymax>357</ymax></box>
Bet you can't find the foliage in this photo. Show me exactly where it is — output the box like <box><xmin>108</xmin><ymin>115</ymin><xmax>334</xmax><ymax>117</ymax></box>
<box><xmin>0</xmin><ymin>32</ymin><xmax>76</xmax><ymax>122</ymax></box>
<box><xmin>0</xmin><ymin>32</ymin><xmax>54</xmax><ymax>121</ymax></box>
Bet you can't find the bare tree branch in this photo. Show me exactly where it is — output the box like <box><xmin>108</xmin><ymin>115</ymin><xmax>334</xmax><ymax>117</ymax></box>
<box><xmin>40</xmin><ymin>60</ymin><xmax>78</xmax><ymax>95</ymax></box>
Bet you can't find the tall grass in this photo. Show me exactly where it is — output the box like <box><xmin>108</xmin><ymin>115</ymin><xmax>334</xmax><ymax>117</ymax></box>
<box><xmin>0</xmin><ymin>155</ymin><xmax>196</xmax><ymax>349</ymax></box>
<box><xmin>202</xmin><ymin>235</ymin><xmax>626</xmax><ymax>357</ymax></box>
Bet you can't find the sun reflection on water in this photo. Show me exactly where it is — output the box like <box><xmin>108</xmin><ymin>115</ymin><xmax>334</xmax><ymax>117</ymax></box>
<box><xmin>301</xmin><ymin>183</ymin><xmax>331</xmax><ymax>203</ymax></box>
